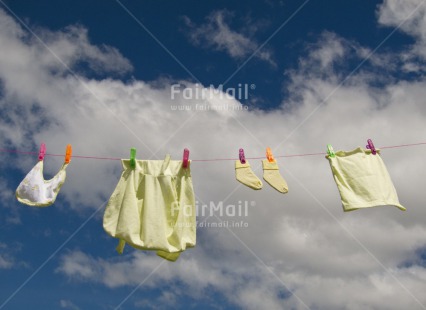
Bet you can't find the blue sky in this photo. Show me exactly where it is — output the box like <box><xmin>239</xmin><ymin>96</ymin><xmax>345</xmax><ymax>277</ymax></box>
<box><xmin>1</xmin><ymin>0</ymin><xmax>426</xmax><ymax>309</ymax></box>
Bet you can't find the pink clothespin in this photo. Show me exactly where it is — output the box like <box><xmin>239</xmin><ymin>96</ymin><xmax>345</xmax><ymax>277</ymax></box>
<box><xmin>65</xmin><ymin>144</ymin><xmax>72</xmax><ymax>163</ymax></box>
<box><xmin>182</xmin><ymin>148</ymin><xmax>189</xmax><ymax>168</ymax></box>
<box><xmin>239</xmin><ymin>148</ymin><xmax>246</xmax><ymax>164</ymax></box>
<box><xmin>38</xmin><ymin>143</ymin><xmax>46</xmax><ymax>161</ymax></box>
<box><xmin>366</xmin><ymin>139</ymin><xmax>377</xmax><ymax>155</ymax></box>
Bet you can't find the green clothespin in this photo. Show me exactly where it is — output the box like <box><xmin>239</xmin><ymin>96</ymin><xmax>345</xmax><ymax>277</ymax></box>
<box><xmin>327</xmin><ymin>144</ymin><xmax>335</xmax><ymax>158</ymax></box>
<box><xmin>130</xmin><ymin>147</ymin><xmax>136</xmax><ymax>168</ymax></box>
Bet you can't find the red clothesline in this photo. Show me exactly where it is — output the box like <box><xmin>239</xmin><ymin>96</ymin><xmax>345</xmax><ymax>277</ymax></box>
<box><xmin>0</xmin><ymin>142</ymin><xmax>425</xmax><ymax>162</ymax></box>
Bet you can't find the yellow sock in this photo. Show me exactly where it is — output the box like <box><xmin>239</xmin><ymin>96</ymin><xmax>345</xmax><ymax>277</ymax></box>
<box><xmin>262</xmin><ymin>160</ymin><xmax>288</xmax><ymax>193</ymax></box>
<box><xmin>235</xmin><ymin>161</ymin><xmax>263</xmax><ymax>190</ymax></box>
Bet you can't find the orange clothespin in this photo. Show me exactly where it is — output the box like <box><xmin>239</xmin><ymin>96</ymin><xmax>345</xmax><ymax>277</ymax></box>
<box><xmin>65</xmin><ymin>144</ymin><xmax>72</xmax><ymax>163</ymax></box>
<box><xmin>266</xmin><ymin>147</ymin><xmax>275</xmax><ymax>162</ymax></box>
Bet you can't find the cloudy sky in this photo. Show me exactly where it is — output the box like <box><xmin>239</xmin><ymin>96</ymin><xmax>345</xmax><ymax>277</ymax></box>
<box><xmin>1</xmin><ymin>0</ymin><xmax>426</xmax><ymax>309</ymax></box>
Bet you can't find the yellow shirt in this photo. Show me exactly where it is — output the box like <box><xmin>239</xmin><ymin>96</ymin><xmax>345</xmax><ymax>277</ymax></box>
<box><xmin>326</xmin><ymin>147</ymin><xmax>405</xmax><ymax>212</ymax></box>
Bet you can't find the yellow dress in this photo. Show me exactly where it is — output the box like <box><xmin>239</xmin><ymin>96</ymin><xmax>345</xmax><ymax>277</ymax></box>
<box><xmin>103</xmin><ymin>154</ymin><xmax>196</xmax><ymax>261</ymax></box>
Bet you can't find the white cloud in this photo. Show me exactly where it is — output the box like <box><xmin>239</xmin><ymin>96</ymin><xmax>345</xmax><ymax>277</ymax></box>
<box><xmin>134</xmin><ymin>291</ymin><xmax>178</xmax><ymax>309</ymax></box>
<box><xmin>0</xmin><ymin>255</ymin><xmax>13</xmax><ymax>269</ymax></box>
<box><xmin>59</xmin><ymin>299</ymin><xmax>80</xmax><ymax>310</ymax></box>
<box><xmin>0</xmin><ymin>177</ymin><xmax>21</xmax><ymax>224</ymax></box>
<box><xmin>0</xmin><ymin>242</ymin><xmax>19</xmax><ymax>269</ymax></box>
<box><xmin>1</xmin><ymin>6</ymin><xmax>426</xmax><ymax>310</ymax></box>
<box><xmin>287</xmin><ymin>31</ymin><xmax>405</xmax><ymax>86</ymax></box>
<box><xmin>183</xmin><ymin>10</ymin><xmax>275</xmax><ymax>66</ymax></box>
<box><xmin>56</xmin><ymin>250</ymin><xmax>291</xmax><ymax>309</ymax></box>
<box><xmin>36</xmin><ymin>25</ymin><xmax>133</xmax><ymax>76</ymax></box>
<box><xmin>378</xmin><ymin>0</ymin><xmax>426</xmax><ymax>69</ymax></box>
<box><xmin>57</xmin><ymin>250</ymin><xmax>100</xmax><ymax>280</ymax></box>
<box><xmin>378</xmin><ymin>0</ymin><xmax>426</xmax><ymax>42</ymax></box>
<box><xmin>0</xmin><ymin>178</ymin><xmax>14</xmax><ymax>201</ymax></box>
<box><xmin>57</xmin><ymin>245</ymin><xmax>426</xmax><ymax>310</ymax></box>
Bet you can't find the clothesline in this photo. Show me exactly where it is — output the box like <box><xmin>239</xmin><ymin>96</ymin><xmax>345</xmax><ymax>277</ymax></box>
<box><xmin>0</xmin><ymin>142</ymin><xmax>425</xmax><ymax>162</ymax></box>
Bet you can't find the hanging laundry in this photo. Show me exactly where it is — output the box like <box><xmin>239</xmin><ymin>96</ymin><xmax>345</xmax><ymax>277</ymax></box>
<box><xmin>235</xmin><ymin>161</ymin><xmax>263</xmax><ymax>190</ymax></box>
<box><xmin>262</xmin><ymin>160</ymin><xmax>289</xmax><ymax>193</ymax></box>
<box><xmin>15</xmin><ymin>144</ymin><xmax>71</xmax><ymax>207</ymax></box>
<box><xmin>262</xmin><ymin>147</ymin><xmax>288</xmax><ymax>193</ymax></box>
<box><xmin>326</xmin><ymin>146</ymin><xmax>405</xmax><ymax>212</ymax></box>
<box><xmin>235</xmin><ymin>148</ymin><xmax>263</xmax><ymax>190</ymax></box>
<box><xmin>103</xmin><ymin>153</ymin><xmax>196</xmax><ymax>262</ymax></box>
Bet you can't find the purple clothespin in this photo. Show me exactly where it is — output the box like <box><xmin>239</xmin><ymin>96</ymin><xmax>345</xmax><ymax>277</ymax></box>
<box><xmin>38</xmin><ymin>143</ymin><xmax>46</xmax><ymax>161</ymax></box>
<box><xmin>182</xmin><ymin>148</ymin><xmax>190</xmax><ymax>168</ymax></box>
<box><xmin>366</xmin><ymin>139</ymin><xmax>377</xmax><ymax>155</ymax></box>
<box><xmin>239</xmin><ymin>148</ymin><xmax>246</xmax><ymax>164</ymax></box>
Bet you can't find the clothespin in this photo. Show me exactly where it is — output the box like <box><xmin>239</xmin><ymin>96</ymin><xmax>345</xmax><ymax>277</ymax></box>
<box><xmin>239</xmin><ymin>148</ymin><xmax>246</xmax><ymax>164</ymax></box>
<box><xmin>38</xmin><ymin>143</ymin><xmax>46</xmax><ymax>161</ymax></box>
<box><xmin>65</xmin><ymin>144</ymin><xmax>72</xmax><ymax>163</ymax></box>
<box><xmin>266</xmin><ymin>147</ymin><xmax>275</xmax><ymax>162</ymax></box>
<box><xmin>327</xmin><ymin>144</ymin><xmax>335</xmax><ymax>158</ymax></box>
<box><xmin>130</xmin><ymin>148</ymin><xmax>136</xmax><ymax>169</ymax></box>
<box><xmin>182</xmin><ymin>148</ymin><xmax>189</xmax><ymax>168</ymax></box>
<box><xmin>366</xmin><ymin>139</ymin><xmax>377</xmax><ymax>155</ymax></box>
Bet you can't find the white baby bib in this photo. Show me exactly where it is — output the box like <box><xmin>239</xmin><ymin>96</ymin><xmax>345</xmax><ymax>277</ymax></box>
<box><xmin>16</xmin><ymin>161</ymin><xmax>69</xmax><ymax>207</ymax></box>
